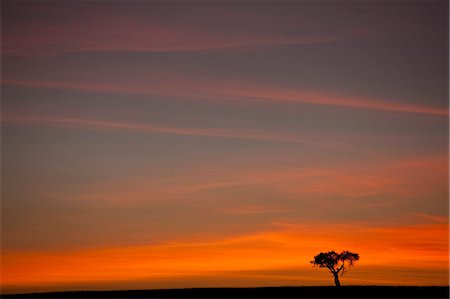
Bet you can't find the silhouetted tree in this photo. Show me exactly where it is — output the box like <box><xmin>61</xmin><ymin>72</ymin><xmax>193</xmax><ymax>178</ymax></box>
<box><xmin>311</xmin><ymin>250</ymin><xmax>359</xmax><ymax>287</ymax></box>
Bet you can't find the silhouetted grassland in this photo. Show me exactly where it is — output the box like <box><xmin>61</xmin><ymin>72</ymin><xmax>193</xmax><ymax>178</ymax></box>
<box><xmin>2</xmin><ymin>286</ymin><xmax>449</xmax><ymax>298</ymax></box>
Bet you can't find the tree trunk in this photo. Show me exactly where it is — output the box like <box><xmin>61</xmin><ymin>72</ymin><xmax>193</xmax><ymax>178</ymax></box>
<box><xmin>333</xmin><ymin>274</ymin><xmax>341</xmax><ymax>287</ymax></box>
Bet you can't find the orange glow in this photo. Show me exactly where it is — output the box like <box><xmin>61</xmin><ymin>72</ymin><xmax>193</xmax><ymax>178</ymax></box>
<box><xmin>2</xmin><ymin>222</ymin><xmax>448</xmax><ymax>293</ymax></box>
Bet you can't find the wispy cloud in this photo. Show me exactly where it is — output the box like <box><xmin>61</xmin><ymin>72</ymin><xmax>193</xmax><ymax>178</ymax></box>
<box><xmin>2</xmin><ymin>6</ymin><xmax>352</xmax><ymax>56</ymax></box>
<box><xmin>35</xmin><ymin>152</ymin><xmax>447</xmax><ymax>211</ymax></box>
<box><xmin>216</xmin><ymin>205</ymin><xmax>289</xmax><ymax>215</ymax></box>
<box><xmin>3</xmin><ymin>78</ymin><xmax>448</xmax><ymax>116</ymax></box>
<box><xmin>184</xmin><ymin>154</ymin><xmax>448</xmax><ymax>201</ymax></box>
<box><xmin>1</xmin><ymin>115</ymin><xmax>316</xmax><ymax>145</ymax></box>
<box><xmin>4</xmin><ymin>31</ymin><xmax>341</xmax><ymax>56</ymax></box>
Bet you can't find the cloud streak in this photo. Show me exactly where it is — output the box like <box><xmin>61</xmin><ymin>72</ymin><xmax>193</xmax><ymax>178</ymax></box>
<box><xmin>34</xmin><ymin>152</ymin><xmax>447</xmax><ymax>216</ymax></box>
<box><xmin>1</xmin><ymin>115</ymin><xmax>317</xmax><ymax>145</ymax></box>
<box><xmin>3</xmin><ymin>78</ymin><xmax>448</xmax><ymax>116</ymax></box>
<box><xmin>2</xmin><ymin>5</ymin><xmax>354</xmax><ymax>56</ymax></box>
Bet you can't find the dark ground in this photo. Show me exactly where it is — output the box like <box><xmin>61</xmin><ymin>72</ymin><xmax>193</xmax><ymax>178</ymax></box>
<box><xmin>2</xmin><ymin>286</ymin><xmax>449</xmax><ymax>298</ymax></box>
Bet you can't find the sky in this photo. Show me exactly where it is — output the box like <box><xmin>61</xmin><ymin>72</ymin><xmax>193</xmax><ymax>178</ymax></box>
<box><xmin>1</xmin><ymin>0</ymin><xmax>449</xmax><ymax>294</ymax></box>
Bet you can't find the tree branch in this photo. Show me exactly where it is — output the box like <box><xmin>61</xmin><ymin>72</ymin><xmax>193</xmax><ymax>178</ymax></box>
<box><xmin>337</xmin><ymin>262</ymin><xmax>345</xmax><ymax>276</ymax></box>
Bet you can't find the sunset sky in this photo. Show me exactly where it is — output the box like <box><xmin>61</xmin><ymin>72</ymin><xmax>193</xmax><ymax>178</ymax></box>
<box><xmin>1</xmin><ymin>0</ymin><xmax>449</xmax><ymax>294</ymax></box>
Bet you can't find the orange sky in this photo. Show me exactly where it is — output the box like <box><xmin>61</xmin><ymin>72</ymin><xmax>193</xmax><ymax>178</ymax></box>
<box><xmin>2</xmin><ymin>221</ymin><xmax>448</xmax><ymax>294</ymax></box>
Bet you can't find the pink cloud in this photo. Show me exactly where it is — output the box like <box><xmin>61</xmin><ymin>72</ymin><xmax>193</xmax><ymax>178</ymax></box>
<box><xmin>3</xmin><ymin>78</ymin><xmax>448</xmax><ymax>116</ymax></box>
<box><xmin>2</xmin><ymin>8</ymin><xmax>349</xmax><ymax>56</ymax></box>
<box><xmin>33</xmin><ymin>151</ymin><xmax>447</xmax><ymax>207</ymax></box>
<box><xmin>1</xmin><ymin>115</ymin><xmax>316</xmax><ymax>145</ymax></box>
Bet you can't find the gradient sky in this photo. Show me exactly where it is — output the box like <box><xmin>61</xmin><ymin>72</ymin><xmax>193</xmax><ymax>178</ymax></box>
<box><xmin>1</xmin><ymin>0</ymin><xmax>449</xmax><ymax>294</ymax></box>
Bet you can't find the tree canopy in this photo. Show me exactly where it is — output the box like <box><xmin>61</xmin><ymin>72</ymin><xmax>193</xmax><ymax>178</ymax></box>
<box><xmin>311</xmin><ymin>250</ymin><xmax>359</xmax><ymax>286</ymax></box>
